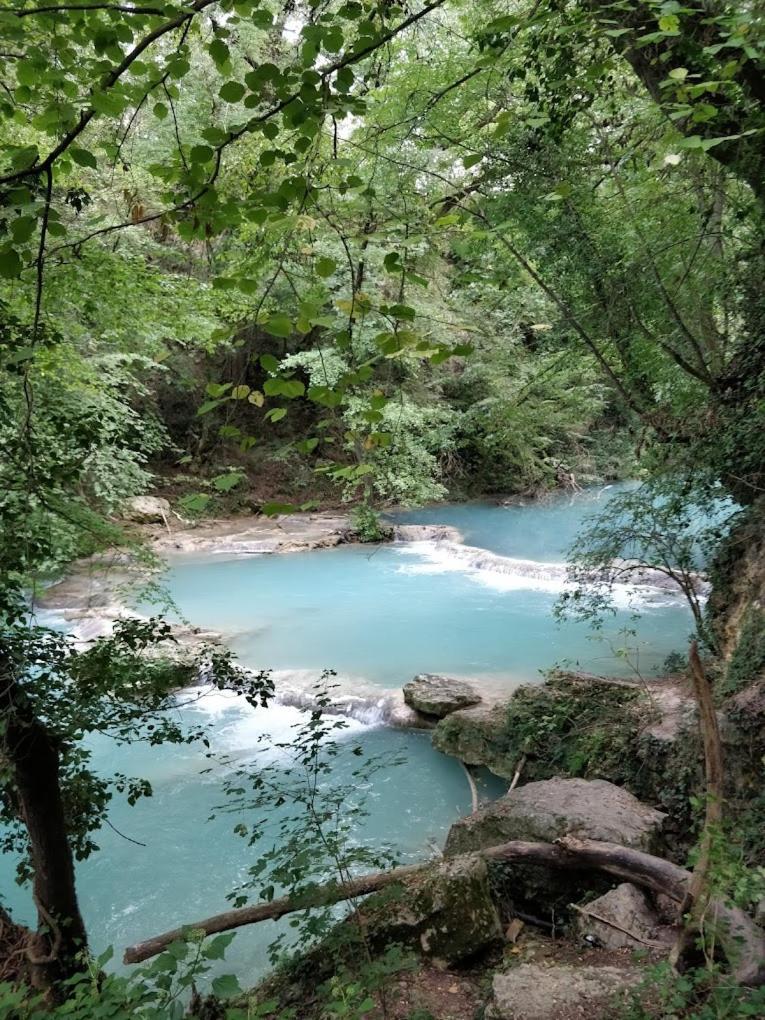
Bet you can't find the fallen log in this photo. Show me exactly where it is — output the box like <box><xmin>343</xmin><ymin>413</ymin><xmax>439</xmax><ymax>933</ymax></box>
<box><xmin>123</xmin><ymin>837</ymin><xmax>765</xmax><ymax>985</ymax></box>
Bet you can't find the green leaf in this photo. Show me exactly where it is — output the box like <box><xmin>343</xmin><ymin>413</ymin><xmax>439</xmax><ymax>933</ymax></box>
<box><xmin>383</xmin><ymin>251</ymin><xmax>402</xmax><ymax>273</ymax></box>
<box><xmin>212</xmin><ymin>472</ymin><xmax>245</xmax><ymax>492</ymax></box>
<box><xmin>388</xmin><ymin>303</ymin><xmax>416</xmax><ymax>321</ymax></box>
<box><xmin>70</xmin><ymin>147</ymin><xmax>97</xmax><ymax>169</ymax></box>
<box><xmin>260</xmin><ymin>353</ymin><xmax>280</xmax><ymax>374</ymax></box>
<box><xmin>261</xmin><ymin>502</ymin><xmax>296</xmax><ymax>516</ymax></box>
<box><xmin>208</xmin><ymin>38</ymin><xmax>230</xmax><ymax>67</ymax></box>
<box><xmin>462</xmin><ymin>153</ymin><xmax>482</xmax><ymax>169</ymax></box>
<box><xmin>265</xmin><ymin>407</ymin><xmax>287</xmax><ymax>422</ymax></box>
<box><xmin>0</xmin><ymin>248</ymin><xmax>22</xmax><ymax>279</ymax></box>
<box><xmin>179</xmin><ymin>492</ymin><xmax>211</xmax><ymax>514</ymax></box>
<box><xmin>190</xmin><ymin>144</ymin><xmax>214</xmax><ymax>164</ymax></box>
<box><xmin>264</xmin><ymin>378</ymin><xmax>305</xmax><ymax>398</ymax></box>
<box><xmin>205</xmin><ymin>382</ymin><xmax>232</xmax><ymax>398</ymax></box>
<box><xmin>10</xmin><ymin>216</ymin><xmax>35</xmax><ymax>244</ymax></box>
<box><xmin>264</xmin><ymin>314</ymin><xmax>292</xmax><ymax>338</ymax></box>
<box><xmin>211</xmin><ymin>974</ymin><xmax>241</xmax><ymax>999</ymax></box>
<box><xmin>315</xmin><ymin>256</ymin><xmax>337</xmax><ymax>278</ymax></box>
<box><xmin>153</xmin><ymin>102</ymin><xmax>169</xmax><ymax>120</ymax></box>
<box><xmin>219</xmin><ymin>81</ymin><xmax>246</xmax><ymax>103</ymax></box>
<box><xmin>197</xmin><ymin>398</ymin><xmax>227</xmax><ymax>415</ymax></box>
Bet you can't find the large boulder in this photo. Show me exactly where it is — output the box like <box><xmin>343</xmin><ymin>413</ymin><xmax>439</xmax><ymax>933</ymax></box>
<box><xmin>486</xmin><ymin>963</ymin><xmax>642</xmax><ymax>1020</ymax></box>
<box><xmin>124</xmin><ymin>495</ymin><xmax>171</xmax><ymax>524</ymax></box>
<box><xmin>573</xmin><ymin>883</ymin><xmax>671</xmax><ymax>950</ymax></box>
<box><xmin>432</xmin><ymin>702</ymin><xmax>513</xmax><ymax>776</ymax></box>
<box><xmin>359</xmin><ymin>853</ymin><xmax>503</xmax><ymax>967</ymax></box>
<box><xmin>445</xmin><ymin>778</ymin><xmax>666</xmax><ymax>856</ymax></box>
<box><xmin>403</xmin><ymin>674</ymin><xmax>482</xmax><ymax>719</ymax></box>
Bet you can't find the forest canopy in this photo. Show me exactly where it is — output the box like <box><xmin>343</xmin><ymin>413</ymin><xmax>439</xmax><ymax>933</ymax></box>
<box><xmin>1</xmin><ymin>0</ymin><xmax>763</xmax><ymax>565</ymax></box>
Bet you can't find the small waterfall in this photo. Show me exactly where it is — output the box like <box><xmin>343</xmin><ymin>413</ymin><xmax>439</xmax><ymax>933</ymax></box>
<box><xmin>393</xmin><ymin>537</ymin><xmax>706</xmax><ymax>605</ymax></box>
<box><xmin>271</xmin><ymin>671</ymin><xmax>416</xmax><ymax>727</ymax></box>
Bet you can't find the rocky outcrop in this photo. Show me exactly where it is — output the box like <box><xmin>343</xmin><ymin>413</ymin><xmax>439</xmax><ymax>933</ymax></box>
<box><xmin>359</xmin><ymin>854</ymin><xmax>503</xmax><ymax>966</ymax></box>
<box><xmin>445</xmin><ymin>778</ymin><xmax>666</xmax><ymax>856</ymax></box>
<box><xmin>573</xmin><ymin>882</ymin><xmax>671</xmax><ymax>950</ymax></box>
<box><xmin>432</xmin><ymin>702</ymin><xmax>513</xmax><ymax>776</ymax></box>
<box><xmin>486</xmin><ymin>963</ymin><xmax>642</xmax><ymax>1020</ymax></box>
<box><xmin>124</xmin><ymin>495</ymin><xmax>172</xmax><ymax>524</ymax></box>
<box><xmin>403</xmin><ymin>674</ymin><xmax>482</xmax><ymax>720</ymax></box>
<box><xmin>392</xmin><ymin>523</ymin><xmax>463</xmax><ymax>543</ymax></box>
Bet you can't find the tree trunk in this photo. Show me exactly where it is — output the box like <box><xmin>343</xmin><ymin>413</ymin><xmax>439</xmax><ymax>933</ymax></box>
<box><xmin>124</xmin><ymin>836</ymin><xmax>765</xmax><ymax>984</ymax></box>
<box><xmin>1</xmin><ymin>659</ymin><xmax>88</xmax><ymax>992</ymax></box>
<box><xmin>670</xmin><ymin>640</ymin><xmax>725</xmax><ymax>971</ymax></box>
<box><xmin>585</xmin><ymin>0</ymin><xmax>765</xmax><ymax>205</ymax></box>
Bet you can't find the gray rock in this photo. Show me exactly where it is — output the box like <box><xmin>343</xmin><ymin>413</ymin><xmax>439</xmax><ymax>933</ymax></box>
<box><xmin>574</xmin><ymin>883</ymin><xmax>670</xmax><ymax>950</ymax></box>
<box><xmin>359</xmin><ymin>853</ymin><xmax>503</xmax><ymax>966</ymax></box>
<box><xmin>403</xmin><ymin>674</ymin><xmax>482</xmax><ymax>719</ymax></box>
<box><xmin>124</xmin><ymin>495</ymin><xmax>171</xmax><ymax>524</ymax></box>
<box><xmin>487</xmin><ymin>963</ymin><xmax>642</xmax><ymax>1019</ymax></box>
<box><xmin>432</xmin><ymin>702</ymin><xmax>514</xmax><ymax>776</ymax></box>
<box><xmin>445</xmin><ymin>778</ymin><xmax>666</xmax><ymax>855</ymax></box>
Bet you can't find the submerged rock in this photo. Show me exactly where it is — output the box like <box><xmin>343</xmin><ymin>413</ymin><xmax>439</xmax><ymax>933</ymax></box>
<box><xmin>574</xmin><ymin>882</ymin><xmax>670</xmax><ymax>950</ymax></box>
<box><xmin>360</xmin><ymin>853</ymin><xmax>503</xmax><ymax>966</ymax></box>
<box><xmin>444</xmin><ymin>778</ymin><xmax>666</xmax><ymax>855</ymax></box>
<box><xmin>487</xmin><ymin>963</ymin><xmax>642</xmax><ymax>1019</ymax></box>
<box><xmin>403</xmin><ymin>674</ymin><xmax>482</xmax><ymax>719</ymax></box>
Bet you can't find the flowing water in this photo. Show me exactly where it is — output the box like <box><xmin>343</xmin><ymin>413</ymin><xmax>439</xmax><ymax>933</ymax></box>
<box><xmin>161</xmin><ymin>484</ymin><xmax>694</xmax><ymax>705</ymax></box>
<box><xmin>2</xmin><ymin>486</ymin><xmax>696</xmax><ymax>981</ymax></box>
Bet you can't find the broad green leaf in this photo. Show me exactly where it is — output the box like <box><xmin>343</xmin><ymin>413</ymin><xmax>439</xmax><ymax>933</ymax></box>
<box><xmin>208</xmin><ymin>39</ymin><xmax>230</xmax><ymax>67</ymax></box>
<box><xmin>0</xmin><ymin>248</ymin><xmax>22</xmax><ymax>279</ymax></box>
<box><xmin>70</xmin><ymin>147</ymin><xmax>97</xmax><ymax>169</ymax></box>
<box><xmin>264</xmin><ymin>315</ymin><xmax>292</xmax><ymax>338</ymax></box>
<box><xmin>315</xmin><ymin>256</ymin><xmax>337</xmax><ymax>278</ymax></box>
<box><xmin>211</xmin><ymin>974</ymin><xmax>241</xmax><ymax>999</ymax></box>
<box><xmin>179</xmin><ymin>493</ymin><xmax>211</xmax><ymax>513</ymax></box>
<box><xmin>205</xmin><ymin>382</ymin><xmax>232</xmax><ymax>398</ymax></box>
<box><xmin>190</xmin><ymin>145</ymin><xmax>214</xmax><ymax>164</ymax></box>
<box><xmin>261</xmin><ymin>502</ymin><xmax>296</xmax><ymax>516</ymax></box>
<box><xmin>212</xmin><ymin>472</ymin><xmax>245</xmax><ymax>492</ymax></box>
<box><xmin>220</xmin><ymin>81</ymin><xmax>246</xmax><ymax>103</ymax></box>
<box><xmin>260</xmin><ymin>354</ymin><xmax>280</xmax><ymax>374</ymax></box>
<box><xmin>10</xmin><ymin>217</ymin><xmax>35</xmax><ymax>244</ymax></box>
<box><xmin>197</xmin><ymin>398</ymin><xmax>227</xmax><ymax>415</ymax></box>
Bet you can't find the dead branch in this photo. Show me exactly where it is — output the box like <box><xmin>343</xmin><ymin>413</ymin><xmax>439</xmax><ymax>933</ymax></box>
<box><xmin>568</xmin><ymin>900</ymin><xmax>665</xmax><ymax>948</ymax></box>
<box><xmin>124</xmin><ymin>836</ymin><xmax>765</xmax><ymax>984</ymax></box>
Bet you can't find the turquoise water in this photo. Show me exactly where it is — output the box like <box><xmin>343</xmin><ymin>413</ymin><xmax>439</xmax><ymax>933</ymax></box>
<box><xmin>392</xmin><ymin>484</ymin><xmax>630</xmax><ymax>560</ymax></box>
<box><xmin>2</xmin><ymin>487</ymin><xmax>696</xmax><ymax>982</ymax></box>
<box><xmin>1</xmin><ymin>697</ymin><xmax>486</xmax><ymax>979</ymax></box>
<box><xmin>161</xmin><ymin>486</ymin><xmax>694</xmax><ymax>689</ymax></box>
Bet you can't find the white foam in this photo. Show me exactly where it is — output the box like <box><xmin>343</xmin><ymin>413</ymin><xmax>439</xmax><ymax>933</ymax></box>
<box><xmin>177</xmin><ymin>682</ymin><xmax>372</xmax><ymax>765</ymax></box>
<box><xmin>393</xmin><ymin>539</ymin><xmax>696</xmax><ymax>611</ymax></box>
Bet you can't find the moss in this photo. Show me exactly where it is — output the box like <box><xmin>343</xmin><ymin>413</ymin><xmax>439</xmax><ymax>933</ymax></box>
<box><xmin>436</xmin><ymin>674</ymin><xmax>705</xmax><ymax>856</ymax></box>
<box><xmin>720</xmin><ymin>607</ymin><xmax>765</xmax><ymax>697</ymax></box>
<box><xmin>499</xmin><ymin>676</ymin><xmax>644</xmax><ymax>783</ymax></box>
